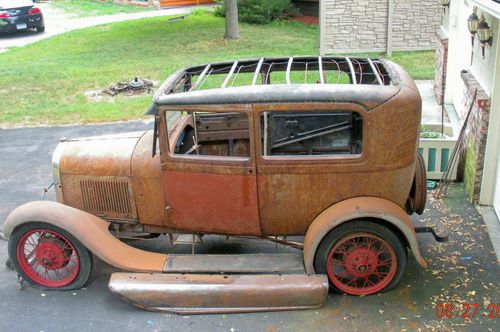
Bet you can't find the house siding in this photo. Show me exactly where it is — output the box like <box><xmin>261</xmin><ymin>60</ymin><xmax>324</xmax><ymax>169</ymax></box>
<box><xmin>321</xmin><ymin>0</ymin><xmax>442</xmax><ymax>54</ymax></box>
<box><xmin>436</xmin><ymin>1</ymin><xmax>500</xmax><ymax>205</ymax></box>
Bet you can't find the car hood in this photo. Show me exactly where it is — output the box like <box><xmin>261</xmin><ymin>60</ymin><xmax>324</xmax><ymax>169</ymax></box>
<box><xmin>53</xmin><ymin>131</ymin><xmax>147</xmax><ymax>178</ymax></box>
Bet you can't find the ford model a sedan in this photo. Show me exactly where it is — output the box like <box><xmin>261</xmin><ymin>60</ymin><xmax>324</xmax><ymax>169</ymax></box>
<box><xmin>4</xmin><ymin>56</ymin><xmax>439</xmax><ymax>313</ymax></box>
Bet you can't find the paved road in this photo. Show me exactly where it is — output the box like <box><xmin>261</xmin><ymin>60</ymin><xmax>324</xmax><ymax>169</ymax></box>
<box><xmin>0</xmin><ymin>123</ymin><xmax>498</xmax><ymax>331</ymax></box>
<box><xmin>0</xmin><ymin>3</ymin><xmax>196</xmax><ymax>51</ymax></box>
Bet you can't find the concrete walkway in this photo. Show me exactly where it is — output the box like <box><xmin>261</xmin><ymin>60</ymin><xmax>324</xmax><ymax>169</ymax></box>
<box><xmin>417</xmin><ymin>80</ymin><xmax>450</xmax><ymax>125</ymax></box>
<box><xmin>0</xmin><ymin>3</ymin><xmax>198</xmax><ymax>51</ymax></box>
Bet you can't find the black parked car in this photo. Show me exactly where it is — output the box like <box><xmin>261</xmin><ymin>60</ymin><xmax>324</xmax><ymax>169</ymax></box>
<box><xmin>0</xmin><ymin>0</ymin><xmax>44</xmax><ymax>33</ymax></box>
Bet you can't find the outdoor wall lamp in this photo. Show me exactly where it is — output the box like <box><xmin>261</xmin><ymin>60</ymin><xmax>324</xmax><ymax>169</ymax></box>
<box><xmin>467</xmin><ymin>7</ymin><xmax>479</xmax><ymax>64</ymax></box>
<box><xmin>440</xmin><ymin>0</ymin><xmax>450</xmax><ymax>13</ymax></box>
<box><xmin>467</xmin><ymin>7</ymin><xmax>479</xmax><ymax>47</ymax></box>
<box><xmin>477</xmin><ymin>13</ymin><xmax>494</xmax><ymax>59</ymax></box>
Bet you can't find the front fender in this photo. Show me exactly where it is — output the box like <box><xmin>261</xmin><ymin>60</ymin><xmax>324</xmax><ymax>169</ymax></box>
<box><xmin>3</xmin><ymin>201</ymin><xmax>167</xmax><ymax>273</ymax></box>
<box><xmin>303</xmin><ymin>197</ymin><xmax>427</xmax><ymax>274</ymax></box>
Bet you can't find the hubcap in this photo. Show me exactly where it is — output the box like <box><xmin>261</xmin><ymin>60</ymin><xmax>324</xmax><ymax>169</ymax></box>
<box><xmin>35</xmin><ymin>238</ymin><xmax>68</xmax><ymax>270</ymax></box>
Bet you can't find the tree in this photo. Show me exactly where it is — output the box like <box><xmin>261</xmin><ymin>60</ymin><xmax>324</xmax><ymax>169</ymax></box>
<box><xmin>224</xmin><ymin>0</ymin><xmax>239</xmax><ymax>39</ymax></box>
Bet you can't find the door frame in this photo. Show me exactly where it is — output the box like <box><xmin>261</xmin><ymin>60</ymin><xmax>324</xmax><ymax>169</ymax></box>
<box><xmin>158</xmin><ymin>104</ymin><xmax>262</xmax><ymax>235</ymax></box>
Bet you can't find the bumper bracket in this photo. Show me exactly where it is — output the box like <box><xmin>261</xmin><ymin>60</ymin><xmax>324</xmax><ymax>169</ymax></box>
<box><xmin>415</xmin><ymin>226</ymin><xmax>449</xmax><ymax>242</ymax></box>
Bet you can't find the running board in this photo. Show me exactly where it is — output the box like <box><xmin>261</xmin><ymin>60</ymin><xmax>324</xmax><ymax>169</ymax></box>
<box><xmin>109</xmin><ymin>273</ymin><xmax>329</xmax><ymax>314</ymax></box>
<box><xmin>163</xmin><ymin>254</ymin><xmax>304</xmax><ymax>274</ymax></box>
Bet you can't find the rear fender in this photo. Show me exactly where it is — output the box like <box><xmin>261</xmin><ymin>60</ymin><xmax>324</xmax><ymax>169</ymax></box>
<box><xmin>3</xmin><ymin>201</ymin><xmax>167</xmax><ymax>272</ymax></box>
<box><xmin>303</xmin><ymin>197</ymin><xmax>427</xmax><ymax>274</ymax></box>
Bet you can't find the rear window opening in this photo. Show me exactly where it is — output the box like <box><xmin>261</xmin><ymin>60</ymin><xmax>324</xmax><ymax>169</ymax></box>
<box><xmin>260</xmin><ymin>111</ymin><xmax>363</xmax><ymax>156</ymax></box>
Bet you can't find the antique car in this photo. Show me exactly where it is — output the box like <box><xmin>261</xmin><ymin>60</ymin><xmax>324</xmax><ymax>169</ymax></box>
<box><xmin>4</xmin><ymin>56</ymin><xmax>441</xmax><ymax>313</ymax></box>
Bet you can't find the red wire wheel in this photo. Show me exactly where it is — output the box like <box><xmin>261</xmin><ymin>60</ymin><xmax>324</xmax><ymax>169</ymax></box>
<box><xmin>314</xmin><ymin>221</ymin><xmax>407</xmax><ymax>295</ymax></box>
<box><xmin>8</xmin><ymin>222</ymin><xmax>93</xmax><ymax>290</ymax></box>
<box><xmin>326</xmin><ymin>233</ymin><xmax>397</xmax><ymax>295</ymax></box>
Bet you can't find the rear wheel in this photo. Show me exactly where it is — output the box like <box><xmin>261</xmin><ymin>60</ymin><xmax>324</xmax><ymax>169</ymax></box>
<box><xmin>8</xmin><ymin>222</ymin><xmax>93</xmax><ymax>290</ymax></box>
<box><xmin>36</xmin><ymin>25</ymin><xmax>45</xmax><ymax>33</ymax></box>
<box><xmin>314</xmin><ymin>221</ymin><xmax>407</xmax><ymax>295</ymax></box>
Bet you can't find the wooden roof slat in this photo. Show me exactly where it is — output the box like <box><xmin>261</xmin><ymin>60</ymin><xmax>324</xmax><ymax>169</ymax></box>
<box><xmin>345</xmin><ymin>57</ymin><xmax>357</xmax><ymax>85</ymax></box>
<box><xmin>222</xmin><ymin>61</ymin><xmax>238</xmax><ymax>88</ymax></box>
<box><xmin>190</xmin><ymin>64</ymin><xmax>211</xmax><ymax>91</ymax></box>
<box><xmin>368</xmin><ymin>58</ymin><xmax>383</xmax><ymax>85</ymax></box>
<box><xmin>286</xmin><ymin>57</ymin><xmax>294</xmax><ymax>84</ymax></box>
<box><xmin>252</xmin><ymin>58</ymin><xmax>265</xmax><ymax>85</ymax></box>
<box><xmin>318</xmin><ymin>56</ymin><xmax>325</xmax><ymax>84</ymax></box>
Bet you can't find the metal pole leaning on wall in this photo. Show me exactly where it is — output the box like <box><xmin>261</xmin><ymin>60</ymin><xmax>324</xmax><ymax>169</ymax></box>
<box><xmin>387</xmin><ymin>0</ymin><xmax>395</xmax><ymax>56</ymax></box>
<box><xmin>435</xmin><ymin>89</ymin><xmax>477</xmax><ymax>199</ymax></box>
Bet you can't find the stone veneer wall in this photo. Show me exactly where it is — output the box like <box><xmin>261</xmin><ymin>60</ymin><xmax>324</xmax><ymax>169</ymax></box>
<box><xmin>321</xmin><ymin>0</ymin><xmax>441</xmax><ymax>54</ymax></box>
<box><xmin>433</xmin><ymin>29</ymin><xmax>448</xmax><ymax>105</ymax></box>
<box><xmin>460</xmin><ymin>71</ymin><xmax>491</xmax><ymax>203</ymax></box>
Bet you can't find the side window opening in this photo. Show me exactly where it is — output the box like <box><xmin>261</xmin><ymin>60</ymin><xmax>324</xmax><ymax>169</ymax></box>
<box><xmin>169</xmin><ymin>112</ymin><xmax>250</xmax><ymax>158</ymax></box>
<box><xmin>260</xmin><ymin>111</ymin><xmax>363</xmax><ymax>156</ymax></box>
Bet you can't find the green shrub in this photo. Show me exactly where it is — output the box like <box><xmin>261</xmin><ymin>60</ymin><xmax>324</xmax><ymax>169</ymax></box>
<box><xmin>214</xmin><ymin>0</ymin><xmax>298</xmax><ymax>24</ymax></box>
<box><xmin>214</xmin><ymin>0</ymin><xmax>225</xmax><ymax>17</ymax></box>
<box><xmin>190</xmin><ymin>7</ymin><xmax>214</xmax><ymax>16</ymax></box>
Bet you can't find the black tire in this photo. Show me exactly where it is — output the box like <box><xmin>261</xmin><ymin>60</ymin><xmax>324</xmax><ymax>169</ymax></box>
<box><xmin>8</xmin><ymin>222</ymin><xmax>93</xmax><ymax>290</ymax></box>
<box><xmin>36</xmin><ymin>25</ymin><xmax>45</xmax><ymax>33</ymax></box>
<box><xmin>314</xmin><ymin>220</ymin><xmax>407</xmax><ymax>295</ymax></box>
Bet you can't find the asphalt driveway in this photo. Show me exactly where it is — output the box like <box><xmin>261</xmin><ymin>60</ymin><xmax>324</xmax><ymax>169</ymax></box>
<box><xmin>0</xmin><ymin>122</ymin><xmax>498</xmax><ymax>331</ymax></box>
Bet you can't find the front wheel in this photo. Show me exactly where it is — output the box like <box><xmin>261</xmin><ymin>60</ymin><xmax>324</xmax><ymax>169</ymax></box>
<box><xmin>314</xmin><ymin>221</ymin><xmax>407</xmax><ymax>295</ymax></box>
<box><xmin>8</xmin><ymin>222</ymin><xmax>93</xmax><ymax>290</ymax></box>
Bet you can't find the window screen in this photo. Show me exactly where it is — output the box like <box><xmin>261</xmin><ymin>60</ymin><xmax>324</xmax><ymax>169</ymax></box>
<box><xmin>260</xmin><ymin>111</ymin><xmax>363</xmax><ymax>156</ymax></box>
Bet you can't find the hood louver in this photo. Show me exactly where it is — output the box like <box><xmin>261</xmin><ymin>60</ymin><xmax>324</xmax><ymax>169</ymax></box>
<box><xmin>80</xmin><ymin>178</ymin><xmax>133</xmax><ymax>216</ymax></box>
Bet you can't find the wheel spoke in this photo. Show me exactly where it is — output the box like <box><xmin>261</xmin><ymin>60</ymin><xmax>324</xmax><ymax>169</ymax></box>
<box><xmin>345</xmin><ymin>278</ymin><xmax>357</xmax><ymax>286</ymax></box>
<box><xmin>362</xmin><ymin>277</ymin><xmax>375</xmax><ymax>288</ymax></box>
<box><xmin>373</xmin><ymin>270</ymin><xmax>389</xmax><ymax>277</ymax></box>
<box><xmin>28</xmin><ymin>257</ymin><xmax>38</xmax><ymax>268</ymax></box>
<box><xmin>24</xmin><ymin>246</ymin><xmax>37</xmax><ymax>261</ymax></box>
<box><xmin>27</xmin><ymin>235</ymin><xmax>39</xmax><ymax>248</ymax></box>
<box><xmin>377</xmin><ymin>257</ymin><xmax>393</xmax><ymax>266</ymax></box>
<box><xmin>350</xmin><ymin>237</ymin><xmax>361</xmax><ymax>250</ymax></box>
<box><xmin>365</xmin><ymin>237</ymin><xmax>374</xmax><ymax>251</ymax></box>
<box><xmin>336</xmin><ymin>247</ymin><xmax>350</xmax><ymax>257</ymax></box>
<box><xmin>332</xmin><ymin>258</ymin><xmax>346</xmax><ymax>267</ymax></box>
<box><xmin>376</xmin><ymin>244</ymin><xmax>387</xmax><ymax>256</ymax></box>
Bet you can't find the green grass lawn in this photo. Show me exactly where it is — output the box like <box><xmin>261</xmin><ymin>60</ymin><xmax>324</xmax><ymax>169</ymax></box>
<box><xmin>342</xmin><ymin>50</ymin><xmax>436</xmax><ymax>80</ymax></box>
<box><xmin>51</xmin><ymin>0</ymin><xmax>153</xmax><ymax>17</ymax></box>
<box><xmin>0</xmin><ymin>13</ymin><xmax>435</xmax><ymax>126</ymax></box>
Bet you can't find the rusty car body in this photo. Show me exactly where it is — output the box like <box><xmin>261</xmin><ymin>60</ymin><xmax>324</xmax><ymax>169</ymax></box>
<box><xmin>4</xmin><ymin>56</ymin><xmax>438</xmax><ymax>313</ymax></box>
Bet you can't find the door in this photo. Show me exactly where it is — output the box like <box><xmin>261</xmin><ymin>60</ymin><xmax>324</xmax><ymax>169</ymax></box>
<box><xmin>253</xmin><ymin>103</ymin><xmax>369</xmax><ymax>236</ymax></box>
<box><xmin>161</xmin><ymin>106</ymin><xmax>261</xmax><ymax>236</ymax></box>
